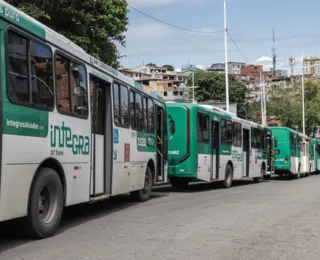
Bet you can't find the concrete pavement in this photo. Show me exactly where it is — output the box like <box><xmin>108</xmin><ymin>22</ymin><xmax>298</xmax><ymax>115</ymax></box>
<box><xmin>1</xmin><ymin>175</ymin><xmax>320</xmax><ymax>260</ymax></box>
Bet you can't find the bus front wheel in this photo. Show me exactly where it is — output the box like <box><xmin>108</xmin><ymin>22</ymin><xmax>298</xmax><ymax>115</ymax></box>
<box><xmin>293</xmin><ymin>165</ymin><xmax>301</xmax><ymax>179</ymax></box>
<box><xmin>25</xmin><ymin>167</ymin><xmax>64</xmax><ymax>239</ymax></box>
<box><xmin>131</xmin><ymin>166</ymin><xmax>152</xmax><ymax>202</ymax></box>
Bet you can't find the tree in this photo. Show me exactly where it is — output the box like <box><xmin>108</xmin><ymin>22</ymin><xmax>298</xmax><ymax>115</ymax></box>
<box><xmin>146</xmin><ymin>63</ymin><xmax>157</xmax><ymax>66</ymax></box>
<box><xmin>237</xmin><ymin>103</ymin><xmax>261</xmax><ymax>119</ymax></box>
<box><xmin>6</xmin><ymin>0</ymin><xmax>129</xmax><ymax>68</ymax></box>
<box><xmin>267</xmin><ymin>81</ymin><xmax>320</xmax><ymax>134</ymax></box>
<box><xmin>187</xmin><ymin>71</ymin><xmax>247</xmax><ymax>103</ymax></box>
<box><xmin>163</xmin><ymin>64</ymin><xmax>174</xmax><ymax>71</ymax></box>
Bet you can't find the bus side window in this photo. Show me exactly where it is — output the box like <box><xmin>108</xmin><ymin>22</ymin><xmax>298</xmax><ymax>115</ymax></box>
<box><xmin>56</xmin><ymin>54</ymin><xmax>88</xmax><ymax>117</ymax></box>
<box><xmin>197</xmin><ymin>113</ymin><xmax>209</xmax><ymax>143</ymax></box>
<box><xmin>113</xmin><ymin>84</ymin><xmax>129</xmax><ymax>128</ymax></box>
<box><xmin>7</xmin><ymin>30</ymin><xmax>54</xmax><ymax>109</ymax></box>
<box><xmin>222</xmin><ymin>120</ymin><xmax>232</xmax><ymax>146</ymax></box>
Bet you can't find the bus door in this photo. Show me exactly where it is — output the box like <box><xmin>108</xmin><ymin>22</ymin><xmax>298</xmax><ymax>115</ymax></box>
<box><xmin>90</xmin><ymin>75</ymin><xmax>113</xmax><ymax>196</ymax></box>
<box><xmin>156</xmin><ymin>105</ymin><xmax>166</xmax><ymax>182</ymax></box>
<box><xmin>242</xmin><ymin>128</ymin><xmax>250</xmax><ymax>177</ymax></box>
<box><xmin>210</xmin><ymin>121</ymin><xmax>220</xmax><ymax>180</ymax></box>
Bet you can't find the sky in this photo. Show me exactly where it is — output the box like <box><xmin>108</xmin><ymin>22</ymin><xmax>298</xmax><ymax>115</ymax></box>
<box><xmin>118</xmin><ymin>0</ymin><xmax>320</xmax><ymax>74</ymax></box>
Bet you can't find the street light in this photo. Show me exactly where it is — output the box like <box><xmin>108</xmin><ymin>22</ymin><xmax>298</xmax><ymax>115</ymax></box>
<box><xmin>224</xmin><ymin>0</ymin><xmax>229</xmax><ymax>112</ymax></box>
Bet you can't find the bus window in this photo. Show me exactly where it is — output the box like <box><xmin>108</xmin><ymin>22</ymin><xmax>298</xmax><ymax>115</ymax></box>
<box><xmin>251</xmin><ymin>128</ymin><xmax>261</xmax><ymax>149</ymax></box>
<box><xmin>8</xmin><ymin>30</ymin><xmax>54</xmax><ymax>108</ymax></box>
<box><xmin>197</xmin><ymin>113</ymin><xmax>209</xmax><ymax>143</ymax></box>
<box><xmin>56</xmin><ymin>54</ymin><xmax>88</xmax><ymax>117</ymax></box>
<box><xmin>232</xmin><ymin>122</ymin><xmax>242</xmax><ymax>147</ymax></box>
<box><xmin>290</xmin><ymin>133</ymin><xmax>295</xmax><ymax>156</ymax></box>
<box><xmin>113</xmin><ymin>84</ymin><xmax>129</xmax><ymax>128</ymax></box>
<box><xmin>129</xmin><ymin>91</ymin><xmax>144</xmax><ymax>131</ymax></box>
<box><xmin>222</xmin><ymin>119</ymin><xmax>232</xmax><ymax>146</ymax></box>
<box><xmin>166</xmin><ymin>113</ymin><xmax>175</xmax><ymax>135</ymax></box>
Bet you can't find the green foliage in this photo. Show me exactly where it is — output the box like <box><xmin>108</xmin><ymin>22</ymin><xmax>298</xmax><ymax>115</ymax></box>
<box><xmin>146</xmin><ymin>63</ymin><xmax>157</xmax><ymax>66</ymax></box>
<box><xmin>188</xmin><ymin>71</ymin><xmax>247</xmax><ymax>103</ymax></box>
<box><xmin>163</xmin><ymin>64</ymin><xmax>174</xmax><ymax>71</ymax></box>
<box><xmin>267</xmin><ymin>81</ymin><xmax>320</xmax><ymax>135</ymax></box>
<box><xmin>237</xmin><ymin>103</ymin><xmax>261</xmax><ymax>119</ymax></box>
<box><xmin>6</xmin><ymin>0</ymin><xmax>128</xmax><ymax>68</ymax></box>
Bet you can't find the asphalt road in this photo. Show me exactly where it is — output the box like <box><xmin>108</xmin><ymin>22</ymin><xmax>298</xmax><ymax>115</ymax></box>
<box><xmin>1</xmin><ymin>174</ymin><xmax>320</xmax><ymax>260</ymax></box>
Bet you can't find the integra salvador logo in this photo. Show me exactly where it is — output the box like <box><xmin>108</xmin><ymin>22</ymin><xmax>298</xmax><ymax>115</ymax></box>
<box><xmin>50</xmin><ymin>122</ymin><xmax>90</xmax><ymax>155</ymax></box>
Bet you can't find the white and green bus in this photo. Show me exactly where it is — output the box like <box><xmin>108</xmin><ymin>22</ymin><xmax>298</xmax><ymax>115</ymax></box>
<box><xmin>166</xmin><ymin>102</ymin><xmax>269</xmax><ymax>189</ymax></box>
<box><xmin>0</xmin><ymin>1</ymin><xmax>168</xmax><ymax>238</ymax></box>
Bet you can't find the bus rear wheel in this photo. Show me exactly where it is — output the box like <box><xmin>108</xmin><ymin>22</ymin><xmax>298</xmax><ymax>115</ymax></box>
<box><xmin>131</xmin><ymin>166</ymin><xmax>152</xmax><ymax>202</ymax></box>
<box><xmin>25</xmin><ymin>167</ymin><xmax>64</xmax><ymax>239</ymax></box>
<box><xmin>222</xmin><ymin>164</ymin><xmax>233</xmax><ymax>188</ymax></box>
<box><xmin>169</xmin><ymin>178</ymin><xmax>189</xmax><ymax>189</ymax></box>
<box><xmin>254</xmin><ymin>165</ymin><xmax>265</xmax><ymax>183</ymax></box>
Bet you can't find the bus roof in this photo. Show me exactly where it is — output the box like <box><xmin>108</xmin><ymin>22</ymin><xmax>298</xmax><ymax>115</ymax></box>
<box><xmin>0</xmin><ymin>1</ymin><xmax>165</xmax><ymax>102</ymax></box>
<box><xmin>167</xmin><ymin>101</ymin><xmax>266</xmax><ymax>129</ymax></box>
<box><xmin>270</xmin><ymin>126</ymin><xmax>309</xmax><ymax>139</ymax></box>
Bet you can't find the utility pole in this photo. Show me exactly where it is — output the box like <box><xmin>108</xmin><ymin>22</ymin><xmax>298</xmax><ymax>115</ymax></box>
<box><xmin>301</xmin><ymin>52</ymin><xmax>305</xmax><ymax>135</ymax></box>
<box><xmin>192</xmin><ymin>72</ymin><xmax>195</xmax><ymax>104</ymax></box>
<box><xmin>223</xmin><ymin>0</ymin><xmax>229</xmax><ymax>111</ymax></box>
<box><xmin>263</xmin><ymin>74</ymin><xmax>267</xmax><ymax>126</ymax></box>
<box><xmin>272</xmin><ymin>29</ymin><xmax>276</xmax><ymax>78</ymax></box>
<box><xmin>185</xmin><ymin>72</ymin><xmax>199</xmax><ymax>104</ymax></box>
<box><xmin>260</xmin><ymin>71</ymin><xmax>264</xmax><ymax>125</ymax></box>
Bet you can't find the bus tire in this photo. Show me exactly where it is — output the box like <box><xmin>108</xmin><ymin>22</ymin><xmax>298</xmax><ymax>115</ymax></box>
<box><xmin>305</xmin><ymin>164</ymin><xmax>311</xmax><ymax>176</ymax></box>
<box><xmin>131</xmin><ymin>166</ymin><xmax>152</xmax><ymax>202</ymax></box>
<box><xmin>293</xmin><ymin>165</ymin><xmax>301</xmax><ymax>179</ymax></box>
<box><xmin>25</xmin><ymin>167</ymin><xmax>64</xmax><ymax>239</ymax></box>
<box><xmin>222</xmin><ymin>164</ymin><xmax>233</xmax><ymax>188</ymax></box>
<box><xmin>254</xmin><ymin>165</ymin><xmax>265</xmax><ymax>183</ymax></box>
<box><xmin>169</xmin><ymin>178</ymin><xmax>189</xmax><ymax>189</ymax></box>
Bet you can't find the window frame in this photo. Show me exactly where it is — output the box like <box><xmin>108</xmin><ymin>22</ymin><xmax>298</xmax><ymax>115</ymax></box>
<box><xmin>129</xmin><ymin>89</ymin><xmax>144</xmax><ymax>131</ymax></box>
<box><xmin>197</xmin><ymin>112</ymin><xmax>210</xmax><ymax>144</ymax></box>
<box><xmin>143</xmin><ymin>95</ymin><xmax>155</xmax><ymax>134</ymax></box>
<box><xmin>232</xmin><ymin>122</ymin><xmax>242</xmax><ymax>147</ymax></box>
<box><xmin>251</xmin><ymin>127</ymin><xmax>262</xmax><ymax>149</ymax></box>
<box><xmin>221</xmin><ymin>119</ymin><xmax>232</xmax><ymax>146</ymax></box>
<box><xmin>5</xmin><ymin>27</ymin><xmax>55</xmax><ymax>111</ymax></box>
<box><xmin>54</xmin><ymin>50</ymin><xmax>89</xmax><ymax>119</ymax></box>
<box><xmin>112</xmin><ymin>81</ymin><xmax>130</xmax><ymax>129</ymax></box>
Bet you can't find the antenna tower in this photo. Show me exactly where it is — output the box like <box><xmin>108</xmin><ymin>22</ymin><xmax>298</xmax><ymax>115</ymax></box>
<box><xmin>272</xmin><ymin>29</ymin><xmax>276</xmax><ymax>78</ymax></box>
<box><xmin>289</xmin><ymin>57</ymin><xmax>295</xmax><ymax>76</ymax></box>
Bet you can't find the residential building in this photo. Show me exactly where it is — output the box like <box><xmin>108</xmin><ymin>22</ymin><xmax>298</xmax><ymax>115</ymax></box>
<box><xmin>207</xmin><ymin>62</ymin><xmax>246</xmax><ymax>74</ymax></box>
<box><xmin>303</xmin><ymin>56</ymin><xmax>320</xmax><ymax>76</ymax></box>
<box><xmin>269</xmin><ymin>69</ymin><xmax>288</xmax><ymax>77</ymax></box>
<box><xmin>119</xmin><ymin>68</ymin><xmax>150</xmax><ymax>80</ymax></box>
<box><xmin>240</xmin><ymin>65</ymin><xmax>263</xmax><ymax>75</ymax></box>
<box><xmin>119</xmin><ymin>65</ymin><xmax>188</xmax><ymax>101</ymax></box>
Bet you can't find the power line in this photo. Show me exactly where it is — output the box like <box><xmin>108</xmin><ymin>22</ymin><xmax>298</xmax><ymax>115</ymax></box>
<box><xmin>128</xmin><ymin>4</ymin><xmax>223</xmax><ymax>34</ymax></box>
<box><xmin>227</xmin><ymin>30</ymin><xmax>248</xmax><ymax>63</ymax></box>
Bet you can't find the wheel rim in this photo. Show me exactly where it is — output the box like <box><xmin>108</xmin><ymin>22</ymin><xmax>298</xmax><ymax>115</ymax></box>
<box><xmin>38</xmin><ymin>182</ymin><xmax>59</xmax><ymax>224</ymax></box>
<box><xmin>142</xmin><ymin>172</ymin><xmax>151</xmax><ymax>194</ymax></box>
